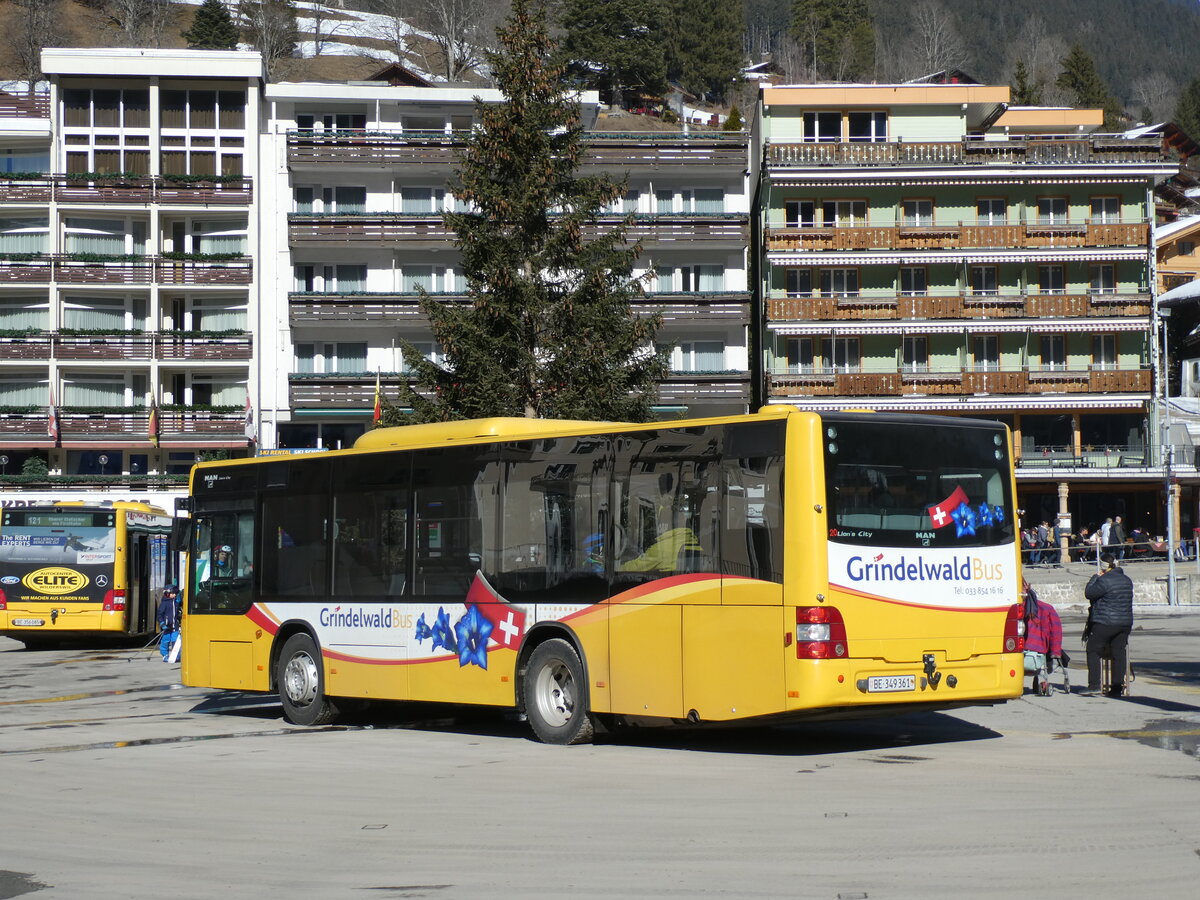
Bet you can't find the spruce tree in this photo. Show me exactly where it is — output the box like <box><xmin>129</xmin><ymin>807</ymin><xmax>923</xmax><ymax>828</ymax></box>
<box><xmin>1011</xmin><ymin>60</ymin><xmax>1044</xmax><ymax>106</ymax></box>
<box><xmin>664</xmin><ymin>0</ymin><xmax>745</xmax><ymax>102</ymax></box>
<box><xmin>1056</xmin><ymin>45</ymin><xmax>1124</xmax><ymax>130</ymax></box>
<box><xmin>391</xmin><ymin>0</ymin><xmax>667</xmax><ymax>424</ymax></box>
<box><xmin>184</xmin><ymin>0</ymin><xmax>239</xmax><ymax>50</ymax></box>
<box><xmin>558</xmin><ymin>0</ymin><xmax>667</xmax><ymax>107</ymax></box>
<box><xmin>1174</xmin><ymin>78</ymin><xmax>1200</xmax><ymax>143</ymax></box>
<box><xmin>791</xmin><ymin>0</ymin><xmax>874</xmax><ymax>82</ymax></box>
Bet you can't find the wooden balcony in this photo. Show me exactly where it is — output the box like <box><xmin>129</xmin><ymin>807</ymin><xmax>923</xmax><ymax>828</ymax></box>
<box><xmin>289</xmin><ymin>292</ymin><xmax>441</xmax><ymax>324</ymax></box>
<box><xmin>291</xmin><ymin>374</ymin><xmax>408</xmax><ymax>408</ymax></box>
<box><xmin>287</xmin><ymin>213</ymin><xmax>748</xmax><ymax>246</ymax></box>
<box><xmin>766</xmin><ymin>292</ymin><xmax>1152</xmax><ymax>322</ymax></box>
<box><xmin>764</xmin><ymin>221</ymin><xmax>1148</xmax><ymax>253</ymax></box>
<box><xmin>768</xmin><ymin>367</ymin><xmax>1151</xmax><ymax>398</ymax></box>
<box><xmin>0</xmin><ymin>175</ymin><xmax>253</xmax><ymax>205</ymax></box>
<box><xmin>766</xmin><ymin>135</ymin><xmax>1166</xmax><ymax>169</ymax></box>
<box><xmin>0</xmin><ymin>90</ymin><xmax>49</xmax><ymax>118</ymax></box>
<box><xmin>159</xmin><ymin>410</ymin><xmax>250</xmax><ymax>438</ymax></box>
<box><xmin>288</xmin><ymin>214</ymin><xmax>454</xmax><ymax>245</ymax></box>
<box><xmin>657</xmin><ymin>372</ymin><xmax>752</xmax><ymax>404</ymax></box>
<box><xmin>286</xmin><ymin>128</ymin><xmax>747</xmax><ymax>169</ymax></box>
<box><xmin>0</xmin><ymin>256</ymin><xmax>251</xmax><ymax>286</ymax></box>
<box><xmin>0</xmin><ymin>333</ymin><xmax>251</xmax><ymax>362</ymax></box>
<box><xmin>632</xmin><ymin>292</ymin><xmax>751</xmax><ymax>321</ymax></box>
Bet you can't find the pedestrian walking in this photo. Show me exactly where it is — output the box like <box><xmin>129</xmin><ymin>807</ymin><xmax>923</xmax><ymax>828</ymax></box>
<box><xmin>1111</xmin><ymin>515</ymin><xmax>1127</xmax><ymax>561</ymax></box>
<box><xmin>1082</xmin><ymin>554</ymin><xmax>1133</xmax><ymax>697</ymax></box>
<box><xmin>1099</xmin><ymin>517</ymin><xmax>1113</xmax><ymax>556</ymax></box>
<box><xmin>156</xmin><ymin>584</ymin><xmax>181</xmax><ymax>663</ymax></box>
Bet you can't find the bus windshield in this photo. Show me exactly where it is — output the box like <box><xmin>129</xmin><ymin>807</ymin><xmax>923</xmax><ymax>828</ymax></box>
<box><xmin>824</xmin><ymin>417</ymin><xmax>1014</xmax><ymax>550</ymax></box>
<box><xmin>0</xmin><ymin>511</ymin><xmax>117</xmax><ymax>564</ymax></box>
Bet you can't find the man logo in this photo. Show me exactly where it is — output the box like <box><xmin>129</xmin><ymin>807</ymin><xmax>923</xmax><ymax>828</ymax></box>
<box><xmin>22</xmin><ymin>567</ymin><xmax>89</xmax><ymax>595</ymax></box>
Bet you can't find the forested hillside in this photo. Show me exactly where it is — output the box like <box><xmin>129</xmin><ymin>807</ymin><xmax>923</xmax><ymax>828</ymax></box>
<box><xmin>747</xmin><ymin>0</ymin><xmax>1200</xmax><ymax>121</ymax></box>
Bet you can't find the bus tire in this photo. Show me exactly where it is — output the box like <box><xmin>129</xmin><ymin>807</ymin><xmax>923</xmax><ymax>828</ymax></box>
<box><xmin>277</xmin><ymin>633</ymin><xmax>339</xmax><ymax>726</ymax></box>
<box><xmin>523</xmin><ymin>638</ymin><xmax>594</xmax><ymax>745</ymax></box>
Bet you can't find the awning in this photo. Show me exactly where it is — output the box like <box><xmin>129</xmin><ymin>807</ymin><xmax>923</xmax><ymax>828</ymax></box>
<box><xmin>768</xmin><ymin>318</ymin><xmax>1148</xmax><ymax>336</ymax></box>
<box><xmin>767</xmin><ymin>396</ymin><xmax>1149</xmax><ymax>412</ymax></box>
<box><xmin>767</xmin><ymin>248</ymin><xmax>1146</xmax><ymax>265</ymax></box>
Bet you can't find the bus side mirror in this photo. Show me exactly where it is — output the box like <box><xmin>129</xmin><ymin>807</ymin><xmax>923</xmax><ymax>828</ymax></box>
<box><xmin>170</xmin><ymin>519</ymin><xmax>193</xmax><ymax>554</ymax></box>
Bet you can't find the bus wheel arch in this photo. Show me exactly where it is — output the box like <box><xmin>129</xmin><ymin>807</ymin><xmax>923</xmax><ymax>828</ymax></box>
<box><xmin>273</xmin><ymin>627</ymin><xmax>340</xmax><ymax>727</ymax></box>
<box><xmin>517</xmin><ymin>626</ymin><xmax>594</xmax><ymax>745</ymax></box>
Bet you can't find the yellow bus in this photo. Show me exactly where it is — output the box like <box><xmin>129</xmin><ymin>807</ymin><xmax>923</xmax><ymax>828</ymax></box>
<box><xmin>180</xmin><ymin>408</ymin><xmax>1024</xmax><ymax>743</ymax></box>
<box><xmin>0</xmin><ymin>501</ymin><xmax>174</xmax><ymax>647</ymax></box>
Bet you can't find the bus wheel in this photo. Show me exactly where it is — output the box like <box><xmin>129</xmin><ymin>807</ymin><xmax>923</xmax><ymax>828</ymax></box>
<box><xmin>523</xmin><ymin>638</ymin><xmax>594</xmax><ymax>745</ymax></box>
<box><xmin>277</xmin><ymin>634</ymin><xmax>339</xmax><ymax>726</ymax></box>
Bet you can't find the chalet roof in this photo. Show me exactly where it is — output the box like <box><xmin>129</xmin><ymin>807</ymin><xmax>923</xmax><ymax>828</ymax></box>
<box><xmin>366</xmin><ymin>62</ymin><xmax>433</xmax><ymax>88</ymax></box>
<box><xmin>1156</xmin><ymin>215</ymin><xmax>1200</xmax><ymax>243</ymax></box>
<box><xmin>905</xmin><ymin>68</ymin><xmax>982</xmax><ymax>86</ymax></box>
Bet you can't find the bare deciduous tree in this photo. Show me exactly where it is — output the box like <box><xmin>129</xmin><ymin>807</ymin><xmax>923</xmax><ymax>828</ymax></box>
<box><xmin>1131</xmin><ymin>72</ymin><xmax>1178</xmax><ymax>124</ymax></box>
<box><xmin>7</xmin><ymin>0</ymin><xmax>65</xmax><ymax>88</ymax></box>
<box><xmin>910</xmin><ymin>0</ymin><xmax>968</xmax><ymax>77</ymax></box>
<box><xmin>371</xmin><ymin>0</ymin><xmax>507</xmax><ymax>82</ymax></box>
<box><xmin>1001</xmin><ymin>15</ymin><xmax>1070</xmax><ymax>106</ymax></box>
<box><xmin>104</xmin><ymin>0</ymin><xmax>173</xmax><ymax>47</ymax></box>
<box><xmin>239</xmin><ymin>0</ymin><xmax>298</xmax><ymax>80</ymax></box>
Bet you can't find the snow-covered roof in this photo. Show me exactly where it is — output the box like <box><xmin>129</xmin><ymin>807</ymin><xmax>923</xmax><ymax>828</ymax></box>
<box><xmin>1159</xmin><ymin>278</ymin><xmax>1200</xmax><ymax>306</ymax></box>
<box><xmin>1156</xmin><ymin>215</ymin><xmax>1200</xmax><ymax>242</ymax></box>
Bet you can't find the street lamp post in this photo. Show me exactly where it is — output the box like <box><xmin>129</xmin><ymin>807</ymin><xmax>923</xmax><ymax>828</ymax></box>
<box><xmin>1161</xmin><ymin>306</ymin><xmax>1178</xmax><ymax>606</ymax></box>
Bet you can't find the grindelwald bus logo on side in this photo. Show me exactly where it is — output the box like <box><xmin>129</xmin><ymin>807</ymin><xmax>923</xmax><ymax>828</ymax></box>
<box><xmin>22</xmin><ymin>567</ymin><xmax>89</xmax><ymax>595</ymax></box>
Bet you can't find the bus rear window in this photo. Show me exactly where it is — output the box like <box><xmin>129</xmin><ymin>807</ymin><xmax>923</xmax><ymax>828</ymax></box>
<box><xmin>823</xmin><ymin>418</ymin><xmax>1014</xmax><ymax>549</ymax></box>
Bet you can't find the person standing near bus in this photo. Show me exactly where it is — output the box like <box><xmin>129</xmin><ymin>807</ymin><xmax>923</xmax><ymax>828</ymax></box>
<box><xmin>156</xmin><ymin>585</ymin><xmax>181</xmax><ymax>663</ymax></box>
<box><xmin>1082</xmin><ymin>554</ymin><xmax>1134</xmax><ymax>696</ymax></box>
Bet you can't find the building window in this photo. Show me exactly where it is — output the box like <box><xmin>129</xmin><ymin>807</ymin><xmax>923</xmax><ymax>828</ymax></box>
<box><xmin>0</xmin><ymin>216</ymin><xmax>49</xmax><ymax>254</ymax></box>
<box><xmin>900</xmin><ymin>267</ymin><xmax>927</xmax><ymax>296</ymax></box>
<box><xmin>1037</xmin><ymin>265</ymin><xmax>1065</xmax><ymax>295</ymax></box>
<box><xmin>1090</xmin><ymin>264</ymin><xmax>1116</xmax><ymax>294</ymax></box>
<box><xmin>973</xmin><ymin>335</ymin><xmax>999</xmax><ymax>372</ymax></box>
<box><xmin>819</xmin><ymin>268</ymin><xmax>859</xmax><ymax>298</ymax></box>
<box><xmin>822</xmin><ymin>200</ymin><xmax>866</xmax><ymax>227</ymax></box>
<box><xmin>1037</xmin><ymin>196</ymin><xmax>1068</xmax><ymax>225</ymax></box>
<box><xmin>677</xmin><ymin>341</ymin><xmax>725</xmax><ymax>372</ymax></box>
<box><xmin>0</xmin><ymin>296</ymin><xmax>49</xmax><ymax>331</ymax></box>
<box><xmin>296</xmin><ymin>112</ymin><xmax>367</xmax><ymax>131</ymax></box>
<box><xmin>63</xmin><ymin>217</ymin><xmax>146</xmax><ymax>256</ymax></box>
<box><xmin>901</xmin><ymin>199</ymin><xmax>933</xmax><ymax>227</ymax></box>
<box><xmin>785</xmin><ymin>268</ymin><xmax>812</xmax><ymax>297</ymax></box>
<box><xmin>693</xmin><ymin>188</ymin><xmax>724</xmax><ymax>213</ymax></box>
<box><xmin>1089</xmin><ymin>196</ymin><xmax>1120</xmax><ymax>223</ymax></box>
<box><xmin>653</xmin><ymin>264</ymin><xmax>724</xmax><ymax>293</ymax></box>
<box><xmin>295</xmin><ymin>342</ymin><xmax>368</xmax><ymax>375</ymax></box>
<box><xmin>1092</xmin><ymin>334</ymin><xmax>1117</xmax><ymax>371</ymax></box>
<box><xmin>294</xmin><ymin>186</ymin><xmax>366</xmax><ymax>214</ymax></box>
<box><xmin>976</xmin><ymin>198</ymin><xmax>1007</xmax><ymax>225</ymax></box>
<box><xmin>785</xmin><ymin>337</ymin><xmax>858</xmax><ymax>374</ymax></box>
<box><xmin>294</xmin><ymin>264</ymin><xmax>366</xmax><ymax>293</ymax></box>
<box><xmin>902</xmin><ymin>336</ymin><xmax>928</xmax><ymax>373</ymax></box>
<box><xmin>1039</xmin><ymin>335</ymin><xmax>1066</xmax><ymax>371</ymax></box>
<box><xmin>969</xmin><ymin>265</ymin><xmax>998</xmax><ymax>296</ymax></box>
<box><xmin>802</xmin><ymin>111</ymin><xmax>840</xmax><ymax>143</ymax></box>
<box><xmin>847</xmin><ymin>111</ymin><xmax>887</xmax><ymax>142</ymax></box>
<box><xmin>400</xmin><ymin>186</ymin><xmax>444</xmax><ymax>214</ymax></box>
<box><xmin>1179</xmin><ymin>241</ymin><xmax>1196</xmax><ymax>256</ymax></box>
<box><xmin>784</xmin><ymin>200</ymin><xmax>815</xmax><ymax>228</ymax></box>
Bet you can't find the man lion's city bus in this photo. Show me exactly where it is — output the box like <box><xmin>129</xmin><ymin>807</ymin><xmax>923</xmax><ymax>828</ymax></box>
<box><xmin>0</xmin><ymin>502</ymin><xmax>173</xmax><ymax>647</ymax></box>
<box><xmin>181</xmin><ymin>408</ymin><xmax>1024</xmax><ymax>744</ymax></box>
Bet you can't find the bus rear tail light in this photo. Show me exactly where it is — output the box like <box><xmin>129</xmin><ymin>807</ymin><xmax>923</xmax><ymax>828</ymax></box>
<box><xmin>0</xmin><ymin>587</ymin><xmax>6</xmax><ymax>609</ymax></box>
<box><xmin>103</xmin><ymin>589</ymin><xmax>126</xmax><ymax>611</ymax></box>
<box><xmin>796</xmin><ymin>606</ymin><xmax>848</xmax><ymax>659</ymax></box>
<box><xmin>1003</xmin><ymin>603</ymin><xmax>1025</xmax><ymax>653</ymax></box>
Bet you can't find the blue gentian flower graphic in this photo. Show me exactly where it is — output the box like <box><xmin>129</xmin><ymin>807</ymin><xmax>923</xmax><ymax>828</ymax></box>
<box><xmin>414</xmin><ymin>612</ymin><xmax>431</xmax><ymax>643</ymax></box>
<box><xmin>977</xmin><ymin>502</ymin><xmax>994</xmax><ymax>527</ymax></box>
<box><xmin>430</xmin><ymin>606</ymin><xmax>457</xmax><ymax>653</ymax></box>
<box><xmin>454</xmin><ymin>605</ymin><xmax>493</xmax><ymax>669</ymax></box>
<box><xmin>951</xmin><ymin>502</ymin><xmax>977</xmax><ymax>538</ymax></box>
<box><xmin>994</xmin><ymin>507</ymin><xmax>1006</xmax><ymax>525</ymax></box>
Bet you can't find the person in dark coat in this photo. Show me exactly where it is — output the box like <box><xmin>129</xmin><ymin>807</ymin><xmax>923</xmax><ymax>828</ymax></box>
<box><xmin>1082</xmin><ymin>554</ymin><xmax>1134</xmax><ymax>696</ymax></box>
<box><xmin>156</xmin><ymin>585</ymin><xmax>181</xmax><ymax>662</ymax></box>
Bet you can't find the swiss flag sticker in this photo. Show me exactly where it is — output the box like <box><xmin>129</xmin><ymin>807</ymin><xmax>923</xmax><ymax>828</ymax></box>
<box><xmin>465</xmin><ymin>572</ymin><xmax>527</xmax><ymax>649</ymax></box>
<box><xmin>927</xmin><ymin>485</ymin><xmax>970</xmax><ymax>530</ymax></box>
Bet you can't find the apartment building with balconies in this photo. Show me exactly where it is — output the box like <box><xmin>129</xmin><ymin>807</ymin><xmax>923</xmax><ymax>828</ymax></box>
<box><xmin>261</xmin><ymin>83</ymin><xmax>752</xmax><ymax>449</ymax></box>
<box><xmin>756</xmin><ymin>83</ymin><xmax>1180</xmax><ymax>531</ymax></box>
<box><xmin>0</xmin><ymin>49</ymin><xmax>261</xmax><ymax>491</ymax></box>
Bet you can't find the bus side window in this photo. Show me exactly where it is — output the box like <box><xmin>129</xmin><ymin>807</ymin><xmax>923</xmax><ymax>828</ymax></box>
<box><xmin>411</xmin><ymin>446</ymin><xmax>497</xmax><ymax>599</ymax></box>
<box><xmin>721</xmin><ymin>422</ymin><xmax>785</xmax><ymax>584</ymax></box>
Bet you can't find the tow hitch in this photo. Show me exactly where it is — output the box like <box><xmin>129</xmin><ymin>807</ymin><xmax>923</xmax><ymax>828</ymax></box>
<box><xmin>923</xmin><ymin>653</ymin><xmax>942</xmax><ymax>690</ymax></box>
